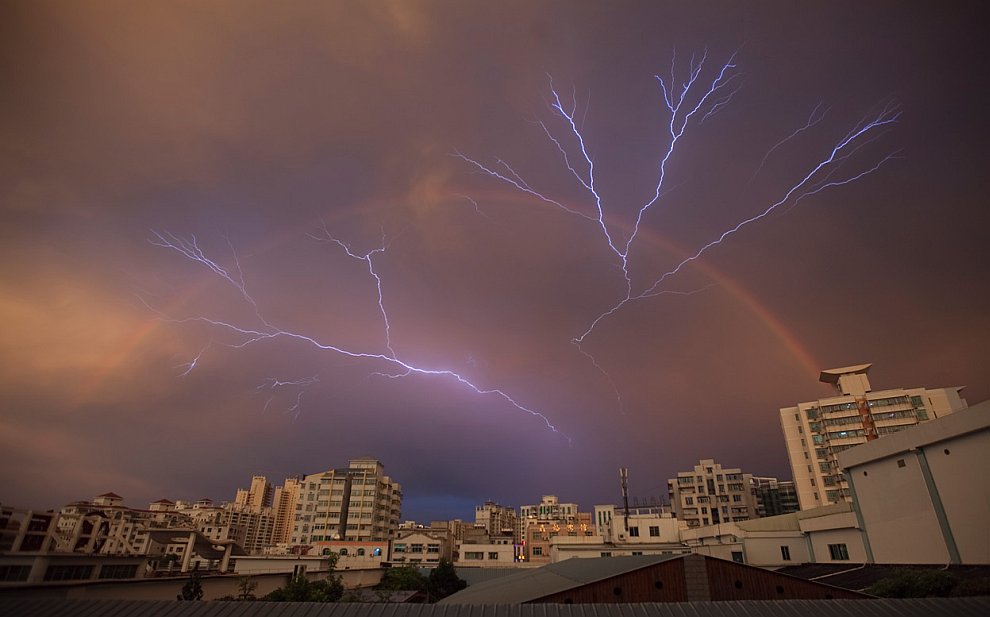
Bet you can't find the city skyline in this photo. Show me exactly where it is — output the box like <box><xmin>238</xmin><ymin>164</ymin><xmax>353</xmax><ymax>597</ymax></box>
<box><xmin>1</xmin><ymin>2</ymin><xmax>988</xmax><ymax>523</ymax></box>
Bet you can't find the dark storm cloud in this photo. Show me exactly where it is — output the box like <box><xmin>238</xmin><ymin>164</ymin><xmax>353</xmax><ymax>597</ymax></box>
<box><xmin>1</xmin><ymin>1</ymin><xmax>987</xmax><ymax>520</ymax></box>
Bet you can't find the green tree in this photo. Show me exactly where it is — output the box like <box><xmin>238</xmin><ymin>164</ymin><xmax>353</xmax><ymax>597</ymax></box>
<box><xmin>377</xmin><ymin>565</ymin><xmax>427</xmax><ymax>592</ymax></box>
<box><xmin>177</xmin><ymin>571</ymin><xmax>204</xmax><ymax>601</ymax></box>
<box><xmin>866</xmin><ymin>569</ymin><xmax>958</xmax><ymax>598</ymax></box>
<box><xmin>263</xmin><ymin>574</ymin><xmax>343</xmax><ymax>602</ymax></box>
<box><xmin>426</xmin><ymin>559</ymin><xmax>466</xmax><ymax>602</ymax></box>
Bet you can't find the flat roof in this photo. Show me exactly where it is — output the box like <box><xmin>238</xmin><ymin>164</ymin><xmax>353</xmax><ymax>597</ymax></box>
<box><xmin>819</xmin><ymin>364</ymin><xmax>872</xmax><ymax>384</ymax></box>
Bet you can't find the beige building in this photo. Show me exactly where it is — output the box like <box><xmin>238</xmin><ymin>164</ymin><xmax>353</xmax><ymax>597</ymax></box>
<box><xmin>271</xmin><ymin>476</ymin><xmax>301</xmax><ymax>546</ymax></box>
<box><xmin>780</xmin><ymin>363</ymin><xmax>968</xmax><ymax>510</ymax></box>
<box><xmin>233</xmin><ymin>475</ymin><xmax>274</xmax><ymax>513</ymax></box>
<box><xmin>290</xmin><ymin>458</ymin><xmax>401</xmax><ymax>545</ymax></box>
<box><xmin>679</xmin><ymin>501</ymin><xmax>868</xmax><ymax>566</ymax></box>
<box><xmin>518</xmin><ymin>496</ymin><xmax>593</xmax><ymax>564</ymax></box>
<box><xmin>474</xmin><ymin>501</ymin><xmax>517</xmax><ymax>540</ymax></box>
<box><xmin>667</xmin><ymin>459</ymin><xmax>759</xmax><ymax>527</ymax></box>
<box><xmin>838</xmin><ymin>399</ymin><xmax>989</xmax><ymax>564</ymax></box>
<box><xmin>391</xmin><ymin>527</ymin><xmax>453</xmax><ymax>565</ymax></box>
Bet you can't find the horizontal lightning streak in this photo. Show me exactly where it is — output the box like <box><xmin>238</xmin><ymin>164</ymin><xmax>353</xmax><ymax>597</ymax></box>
<box><xmin>149</xmin><ymin>232</ymin><xmax>565</xmax><ymax>436</ymax></box>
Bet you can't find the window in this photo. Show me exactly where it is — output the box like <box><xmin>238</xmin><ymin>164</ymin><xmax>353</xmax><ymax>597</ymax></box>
<box><xmin>780</xmin><ymin>546</ymin><xmax>791</xmax><ymax>561</ymax></box>
<box><xmin>44</xmin><ymin>565</ymin><xmax>93</xmax><ymax>581</ymax></box>
<box><xmin>488</xmin><ymin>552</ymin><xmax>498</xmax><ymax>560</ymax></box>
<box><xmin>649</xmin><ymin>526</ymin><xmax>660</xmax><ymax>537</ymax></box>
<box><xmin>427</xmin><ymin>544</ymin><xmax>440</xmax><ymax>553</ymax></box>
<box><xmin>532</xmin><ymin>547</ymin><xmax>543</xmax><ymax>556</ymax></box>
<box><xmin>357</xmin><ymin>548</ymin><xmax>366</xmax><ymax>556</ymax></box>
<box><xmin>731</xmin><ymin>551</ymin><xmax>744</xmax><ymax>563</ymax></box>
<box><xmin>600</xmin><ymin>551</ymin><xmax>612</xmax><ymax>557</ymax></box>
<box><xmin>410</xmin><ymin>544</ymin><xmax>424</xmax><ymax>553</ymax></box>
<box><xmin>632</xmin><ymin>551</ymin><xmax>643</xmax><ymax>556</ymax></box>
<box><xmin>828</xmin><ymin>543</ymin><xmax>849</xmax><ymax>560</ymax></box>
<box><xmin>393</xmin><ymin>543</ymin><xmax>405</xmax><ymax>553</ymax></box>
<box><xmin>339</xmin><ymin>548</ymin><xmax>348</xmax><ymax>556</ymax></box>
<box><xmin>464</xmin><ymin>551</ymin><xmax>483</xmax><ymax>560</ymax></box>
<box><xmin>628</xmin><ymin>526</ymin><xmax>640</xmax><ymax>537</ymax></box>
<box><xmin>99</xmin><ymin>565</ymin><xmax>138</xmax><ymax>579</ymax></box>
<box><xmin>0</xmin><ymin>566</ymin><xmax>30</xmax><ymax>582</ymax></box>
<box><xmin>685</xmin><ymin>497</ymin><xmax>694</xmax><ymax>505</ymax></box>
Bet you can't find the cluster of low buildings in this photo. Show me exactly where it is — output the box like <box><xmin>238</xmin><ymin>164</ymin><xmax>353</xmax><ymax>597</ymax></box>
<box><xmin>1</xmin><ymin>363</ymin><xmax>987</xmax><ymax>595</ymax></box>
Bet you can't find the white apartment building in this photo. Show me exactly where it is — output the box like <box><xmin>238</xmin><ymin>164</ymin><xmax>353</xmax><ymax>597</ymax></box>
<box><xmin>780</xmin><ymin>363</ymin><xmax>967</xmax><ymax>509</ymax></box>
<box><xmin>290</xmin><ymin>458</ymin><xmax>401</xmax><ymax>545</ymax></box>
<box><xmin>667</xmin><ymin>459</ymin><xmax>760</xmax><ymax>527</ymax></box>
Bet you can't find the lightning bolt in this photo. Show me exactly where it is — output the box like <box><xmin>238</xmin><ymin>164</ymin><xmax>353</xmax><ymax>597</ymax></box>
<box><xmin>147</xmin><ymin>231</ymin><xmax>566</xmax><ymax>437</ymax></box>
<box><xmin>259</xmin><ymin>376</ymin><xmax>319</xmax><ymax>419</ymax></box>
<box><xmin>456</xmin><ymin>52</ymin><xmax>898</xmax><ymax>395</ymax></box>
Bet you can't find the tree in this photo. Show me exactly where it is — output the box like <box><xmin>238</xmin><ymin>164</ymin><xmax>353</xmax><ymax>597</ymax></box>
<box><xmin>263</xmin><ymin>574</ymin><xmax>343</xmax><ymax>602</ymax></box>
<box><xmin>866</xmin><ymin>569</ymin><xmax>958</xmax><ymax>598</ymax></box>
<box><xmin>236</xmin><ymin>576</ymin><xmax>258</xmax><ymax>600</ymax></box>
<box><xmin>426</xmin><ymin>559</ymin><xmax>466</xmax><ymax>602</ymax></box>
<box><xmin>177</xmin><ymin>571</ymin><xmax>204</xmax><ymax>601</ymax></box>
<box><xmin>377</xmin><ymin>565</ymin><xmax>427</xmax><ymax>592</ymax></box>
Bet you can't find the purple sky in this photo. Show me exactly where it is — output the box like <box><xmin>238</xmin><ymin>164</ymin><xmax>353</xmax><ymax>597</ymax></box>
<box><xmin>2</xmin><ymin>1</ymin><xmax>988</xmax><ymax>523</ymax></box>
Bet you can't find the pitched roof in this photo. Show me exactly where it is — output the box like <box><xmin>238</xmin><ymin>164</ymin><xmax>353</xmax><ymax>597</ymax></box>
<box><xmin>2</xmin><ymin>598</ymin><xmax>989</xmax><ymax>617</ymax></box>
<box><xmin>439</xmin><ymin>554</ymin><xmax>683</xmax><ymax>604</ymax></box>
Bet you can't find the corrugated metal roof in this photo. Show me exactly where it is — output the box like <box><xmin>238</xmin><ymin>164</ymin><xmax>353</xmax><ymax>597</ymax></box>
<box><xmin>1</xmin><ymin>598</ymin><xmax>989</xmax><ymax>617</ymax></box>
<box><xmin>439</xmin><ymin>556</ymin><xmax>685</xmax><ymax>604</ymax></box>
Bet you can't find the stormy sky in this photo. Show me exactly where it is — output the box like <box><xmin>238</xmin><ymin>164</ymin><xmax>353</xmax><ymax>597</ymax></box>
<box><xmin>2</xmin><ymin>1</ymin><xmax>987</xmax><ymax>522</ymax></box>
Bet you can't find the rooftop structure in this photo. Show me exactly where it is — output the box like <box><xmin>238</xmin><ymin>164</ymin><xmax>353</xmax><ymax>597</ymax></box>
<box><xmin>780</xmin><ymin>364</ymin><xmax>967</xmax><ymax>509</ymax></box>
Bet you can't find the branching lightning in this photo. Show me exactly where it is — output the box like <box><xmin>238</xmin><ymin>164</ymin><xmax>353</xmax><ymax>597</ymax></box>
<box><xmin>148</xmin><ymin>230</ymin><xmax>566</xmax><ymax>437</ymax></box>
<box><xmin>147</xmin><ymin>51</ymin><xmax>897</xmax><ymax>440</ymax></box>
<box><xmin>456</xmin><ymin>51</ymin><xmax>898</xmax><ymax>395</ymax></box>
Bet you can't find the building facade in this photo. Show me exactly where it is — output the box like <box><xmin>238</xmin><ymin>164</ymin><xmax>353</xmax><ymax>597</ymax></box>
<box><xmin>474</xmin><ymin>501</ymin><xmax>517</xmax><ymax>541</ymax></box>
<box><xmin>780</xmin><ymin>363</ymin><xmax>967</xmax><ymax>509</ymax></box>
<box><xmin>750</xmin><ymin>478</ymin><xmax>799</xmax><ymax>518</ymax></box>
<box><xmin>838</xmin><ymin>399</ymin><xmax>989</xmax><ymax>564</ymax></box>
<box><xmin>518</xmin><ymin>496</ymin><xmax>593</xmax><ymax>564</ymax></box>
<box><xmin>289</xmin><ymin>458</ymin><xmax>401</xmax><ymax>545</ymax></box>
<box><xmin>667</xmin><ymin>459</ymin><xmax>759</xmax><ymax>527</ymax></box>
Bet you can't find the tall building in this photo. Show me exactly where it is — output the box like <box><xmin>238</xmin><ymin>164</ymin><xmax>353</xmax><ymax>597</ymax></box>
<box><xmin>232</xmin><ymin>475</ymin><xmax>274</xmax><ymax>513</ymax></box>
<box><xmin>749</xmin><ymin>477</ymin><xmax>799</xmax><ymax>517</ymax></box>
<box><xmin>780</xmin><ymin>363</ymin><xmax>967</xmax><ymax>510</ymax></box>
<box><xmin>474</xmin><ymin>501</ymin><xmax>517</xmax><ymax>540</ymax></box>
<box><xmin>289</xmin><ymin>458</ymin><xmax>401</xmax><ymax>545</ymax></box>
<box><xmin>667</xmin><ymin>459</ymin><xmax>759</xmax><ymax>527</ymax></box>
<box><xmin>271</xmin><ymin>476</ymin><xmax>301</xmax><ymax>545</ymax></box>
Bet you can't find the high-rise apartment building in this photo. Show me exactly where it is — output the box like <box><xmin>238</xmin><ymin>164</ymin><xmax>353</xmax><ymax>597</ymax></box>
<box><xmin>474</xmin><ymin>501</ymin><xmax>517</xmax><ymax>540</ymax></box>
<box><xmin>667</xmin><ymin>459</ymin><xmax>759</xmax><ymax>527</ymax></box>
<box><xmin>749</xmin><ymin>477</ymin><xmax>799</xmax><ymax>518</ymax></box>
<box><xmin>780</xmin><ymin>363</ymin><xmax>967</xmax><ymax>510</ymax></box>
<box><xmin>233</xmin><ymin>475</ymin><xmax>274</xmax><ymax>513</ymax></box>
<box><xmin>271</xmin><ymin>477</ymin><xmax>301</xmax><ymax>545</ymax></box>
<box><xmin>290</xmin><ymin>458</ymin><xmax>401</xmax><ymax>545</ymax></box>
